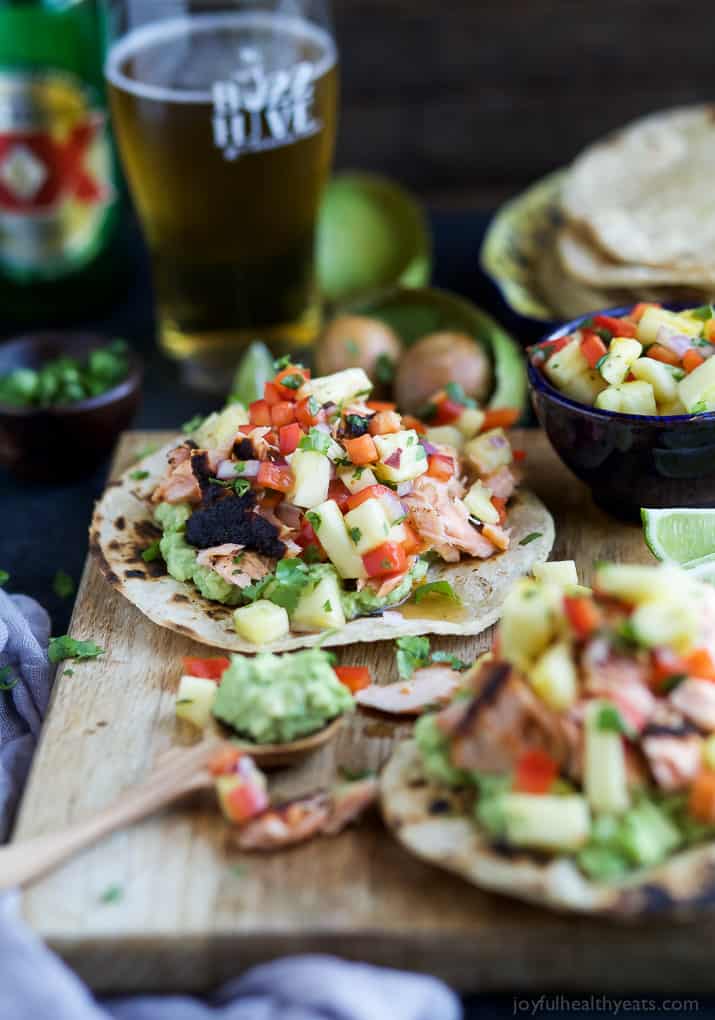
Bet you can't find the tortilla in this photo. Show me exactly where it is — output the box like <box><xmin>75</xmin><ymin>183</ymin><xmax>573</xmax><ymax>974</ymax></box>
<box><xmin>534</xmin><ymin>238</ymin><xmax>634</xmax><ymax>320</ymax></box>
<box><xmin>381</xmin><ymin>740</ymin><xmax>715</xmax><ymax>917</ymax></box>
<box><xmin>90</xmin><ymin>440</ymin><xmax>555</xmax><ymax>653</ymax></box>
<box><xmin>562</xmin><ymin>105</ymin><xmax>715</xmax><ymax>269</ymax></box>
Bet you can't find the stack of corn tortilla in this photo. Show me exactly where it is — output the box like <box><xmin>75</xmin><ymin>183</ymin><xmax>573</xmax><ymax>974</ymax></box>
<box><xmin>538</xmin><ymin>105</ymin><xmax>715</xmax><ymax>318</ymax></box>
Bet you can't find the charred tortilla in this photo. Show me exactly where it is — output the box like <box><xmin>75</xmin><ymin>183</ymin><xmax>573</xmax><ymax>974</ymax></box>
<box><xmin>90</xmin><ymin>441</ymin><xmax>555</xmax><ymax>653</ymax></box>
<box><xmin>381</xmin><ymin>740</ymin><xmax>715</xmax><ymax>917</ymax></box>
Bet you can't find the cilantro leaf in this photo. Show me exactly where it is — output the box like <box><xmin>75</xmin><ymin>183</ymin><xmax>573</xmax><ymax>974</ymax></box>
<box><xmin>519</xmin><ymin>532</ymin><xmax>542</xmax><ymax>546</ymax></box>
<box><xmin>233</xmin><ymin>478</ymin><xmax>251</xmax><ymax>497</ymax></box>
<box><xmin>48</xmin><ymin>636</ymin><xmax>104</xmax><ymax>664</ymax></box>
<box><xmin>272</xmin><ymin>354</ymin><xmax>292</xmax><ymax>371</ymax></box>
<box><xmin>298</xmin><ymin>428</ymin><xmax>332</xmax><ymax>455</ymax></box>
<box><xmin>243</xmin><ymin>559</ymin><xmax>324</xmax><ymax>613</ymax></box>
<box><xmin>431</xmin><ymin>651</ymin><xmax>469</xmax><ymax>670</ymax></box>
<box><xmin>396</xmin><ymin>635</ymin><xmax>431</xmax><ymax>679</ymax></box>
<box><xmin>348</xmin><ymin>527</ymin><xmax>362</xmax><ymax>544</ymax></box>
<box><xmin>129</xmin><ymin>469</ymin><xmax>150</xmax><ymax>481</ymax></box>
<box><xmin>182</xmin><ymin>414</ymin><xmax>205</xmax><ymax>434</ymax></box>
<box><xmin>99</xmin><ymin>883</ymin><xmax>123</xmax><ymax>904</ymax></box>
<box><xmin>414</xmin><ymin>581</ymin><xmax>460</xmax><ymax>604</ymax></box>
<box><xmin>595</xmin><ymin>704</ymin><xmax>629</xmax><ymax>735</ymax></box>
<box><xmin>142</xmin><ymin>540</ymin><xmax>163</xmax><ymax>563</ymax></box>
<box><xmin>53</xmin><ymin>570</ymin><xmax>75</xmax><ymax>599</ymax></box>
<box><xmin>690</xmin><ymin>304</ymin><xmax>714</xmax><ymax>321</ymax></box>
<box><xmin>338</xmin><ymin>765</ymin><xmax>376</xmax><ymax>782</ymax></box>
<box><xmin>279</xmin><ymin>373</ymin><xmax>305</xmax><ymax>390</ymax></box>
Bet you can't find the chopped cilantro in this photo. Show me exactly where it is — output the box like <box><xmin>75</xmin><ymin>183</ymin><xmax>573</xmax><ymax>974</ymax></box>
<box><xmin>0</xmin><ymin>339</ymin><xmax>130</xmax><ymax>408</ymax></box>
<box><xmin>134</xmin><ymin>443</ymin><xmax>158</xmax><ymax>461</ymax></box>
<box><xmin>431</xmin><ymin>651</ymin><xmax>469</xmax><ymax>670</ymax></box>
<box><xmin>142</xmin><ymin>540</ymin><xmax>162</xmax><ymax>563</ymax></box>
<box><xmin>99</xmin><ymin>883</ymin><xmax>123</xmax><ymax>905</ymax></box>
<box><xmin>375</xmin><ymin>352</ymin><xmax>395</xmax><ymax>384</ymax></box>
<box><xmin>396</xmin><ymin>635</ymin><xmax>432</xmax><ymax>679</ymax></box>
<box><xmin>182</xmin><ymin>414</ymin><xmax>205</xmax><ymax>434</ymax></box>
<box><xmin>233</xmin><ymin>461</ymin><xmax>246</xmax><ymax>474</ymax></box>
<box><xmin>298</xmin><ymin>427</ymin><xmax>332</xmax><ymax>455</ymax></box>
<box><xmin>308</xmin><ymin>396</ymin><xmax>321</xmax><ymax>416</ymax></box>
<box><xmin>306</xmin><ymin>511</ymin><xmax>322</xmax><ymax>532</ymax></box>
<box><xmin>691</xmin><ymin>400</ymin><xmax>709</xmax><ymax>414</ymax></box>
<box><xmin>349</xmin><ymin>527</ymin><xmax>362</xmax><ymax>544</ymax></box>
<box><xmin>279</xmin><ymin>373</ymin><xmax>305</xmax><ymax>390</ymax></box>
<box><xmin>0</xmin><ymin>666</ymin><xmax>18</xmax><ymax>691</ymax></box>
<box><xmin>129</xmin><ymin>469</ymin><xmax>150</xmax><ymax>481</ymax></box>
<box><xmin>48</xmin><ymin>635</ymin><xmax>104</xmax><ymax>664</ymax></box>
<box><xmin>445</xmin><ymin>381</ymin><xmax>476</xmax><ymax>408</ymax></box>
<box><xmin>176</xmin><ymin>698</ymin><xmax>194</xmax><ymax>705</ymax></box>
<box><xmin>660</xmin><ymin>673</ymin><xmax>686</xmax><ymax>694</ymax></box>
<box><xmin>63</xmin><ymin>668</ymin><xmax>74</xmax><ymax>677</ymax></box>
<box><xmin>414</xmin><ymin>581</ymin><xmax>460</xmax><ymax>604</ymax></box>
<box><xmin>592</xmin><ymin>327</ymin><xmax>612</xmax><ymax>343</ymax></box>
<box><xmin>242</xmin><ymin>558</ymin><xmax>324</xmax><ymax>613</ymax></box>
<box><xmin>595</xmin><ymin>704</ymin><xmax>628</xmax><ymax>734</ymax></box>
<box><xmin>338</xmin><ymin>765</ymin><xmax>376</xmax><ymax>782</ymax></box>
<box><xmin>272</xmin><ymin>354</ymin><xmax>292</xmax><ymax>371</ymax></box>
<box><xmin>0</xmin><ymin>570</ymin><xmax>8</xmax><ymax>587</ymax></box>
<box><xmin>690</xmin><ymin>305</ymin><xmax>714</xmax><ymax>321</ymax></box>
<box><xmin>352</xmin><ymin>466</ymin><xmax>366</xmax><ymax>479</ymax></box>
<box><xmin>381</xmin><ymin>558</ymin><xmax>392</xmax><ymax>569</ymax></box>
<box><xmin>595</xmin><ymin>353</ymin><xmax>609</xmax><ymax>372</ymax></box>
<box><xmin>233</xmin><ymin>478</ymin><xmax>251</xmax><ymax>497</ymax></box>
<box><xmin>301</xmin><ymin>545</ymin><xmax>323</xmax><ymax>564</ymax></box>
<box><xmin>519</xmin><ymin>532</ymin><xmax>542</xmax><ymax>546</ymax></box>
<box><xmin>53</xmin><ymin>570</ymin><xmax>75</xmax><ymax>599</ymax></box>
<box><xmin>323</xmin><ymin>599</ymin><xmax>332</xmax><ymax>612</ymax></box>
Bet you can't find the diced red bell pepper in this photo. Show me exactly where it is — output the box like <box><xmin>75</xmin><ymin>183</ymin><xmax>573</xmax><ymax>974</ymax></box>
<box><xmin>481</xmin><ymin>407</ymin><xmax>520</xmax><ymax>430</ymax></box>
<box><xmin>279</xmin><ymin>422</ymin><xmax>303</xmax><ymax>455</ymax></box>
<box><xmin>249</xmin><ymin>398</ymin><xmax>272</xmax><ymax>427</ymax></box>
<box><xmin>182</xmin><ymin>656</ymin><xmax>230</xmax><ymax>681</ymax></box>
<box><xmin>273</xmin><ymin>365</ymin><xmax>310</xmax><ymax>399</ymax></box>
<box><xmin>238</xmin><ymin>423</ymin><xmax>254</xmax><ymax>435</ymax></box>
<box><xmin>221</xmin><ymin>778</ymin><xmax>270</xmax><ymax>824</ymax></box>
<box><xmin>257</xmin><ymin>461</ymin><xmax>293</xmax><ymax>493</ymax></box>
<box><xmin>334</xmin><ymin>665</ymin><xmax>372</xmax><ymax>693</ymax></box>
<box><xmin>294</xmin><ymin>395</ymin><xmax>324</xmax><ymax>430</ymax></box>
<box><xmin>263</xmin><ymin>381</ymin><xmax>281</xmax><ymax>406</ymax></box>
<box><xmin>592</xmin><ymin>314</ymin><xmax>638</xmax><ymax>338</ymax></box>
<box><xmin>362</xmin><ymin>541</ymin><xmax>407</xmax><ymax>578</ymax></box>
<box><xmin>427</xmin><ymin>452</ymin><xmax>454</xmax><ymax>481</ymax></box>
<box><xmin>580</xmin><ymin>329</ymin><xmax>608</xmax><ymax>368</ymax></box>
<box><xmin>343</xmin><ymin>434</ymin><xmax>378</xmax><ymax>465</ymax></box>
<box><xmin>296</xmin><ymin>517</ymin><xmax>327</xmax><ymax>560</ymax></box>
<box><xmin>433</xmin><ymin>396</ymin><xmax>464</xmax><ymax>425</ymax></box>
<box><xmin>563</xmin><ymin>595</ymin><xmax>602</xmax><ymax>640</ymax></box>
<box><xmin>647</xmin><ymin>344</ymin><xmax>680</xmax><ymax>366</ymax></box>
<box><xmin>271</xmin><ymin>400</ymin><xmax>296</xmax><ymax>428</ymax></box>
<box><xmin>345</xmin><ymin>483</ymin><xmax>396</xmax><ymax>512</ymax></box>
<box><xmin>514</xmin><ymin>748</ymin><xmax>558</xmax><ymax>794</ymax></box>
<box><xmin>685</xmin><ymin>648</ymin><xmax>715</xmax><ymax>682</ymax></box>
<box><xmin>208</xmin><ymin>746</ymin><xmax>244</xmax><ymax>776</ymax></box>
<box><xmin>328</xmin><ymin>477</ymin><xmax>352</xmax><ymax>512</ymax></box>
<box><xmin>491</xmin><ymin>496</ymin><xmax>507</xmax><ymax>525</ymax></box>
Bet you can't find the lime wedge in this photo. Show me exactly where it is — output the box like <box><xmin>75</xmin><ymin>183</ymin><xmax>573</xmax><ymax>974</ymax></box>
<box><xmin>642</xmin><ymin>508</ymin><xmax>715</xmax><ymax>568</ymax></box>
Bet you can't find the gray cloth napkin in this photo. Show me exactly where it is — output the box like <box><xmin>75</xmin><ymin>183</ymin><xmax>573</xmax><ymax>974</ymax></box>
<box><xmin>0</xmin><ymin>589</ymin><xmax>460</xmax><ymax>1020</ymax></box>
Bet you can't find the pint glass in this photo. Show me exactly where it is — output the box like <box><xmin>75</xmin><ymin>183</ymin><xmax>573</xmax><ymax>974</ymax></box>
<box><xmin>106</xmin><ymin>1</ymin><xmax>338</xmax><ymax>388</ymax></box>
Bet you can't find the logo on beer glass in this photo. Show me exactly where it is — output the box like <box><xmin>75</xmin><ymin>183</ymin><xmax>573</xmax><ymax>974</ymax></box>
<box><xmin>212</xmin><ymin>48</ymin><xmax>319</xmax><ymax>160</ymax></box>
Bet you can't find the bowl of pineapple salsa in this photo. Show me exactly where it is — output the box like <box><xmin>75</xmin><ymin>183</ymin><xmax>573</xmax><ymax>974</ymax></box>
<box><xmin>528</xmin><ymin>303</ymin><xmax>715</xmax><ymax>519</ymax></box>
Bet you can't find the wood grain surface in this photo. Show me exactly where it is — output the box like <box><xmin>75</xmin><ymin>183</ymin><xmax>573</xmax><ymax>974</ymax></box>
<box><xmin>13</xmin><ymin>430</ymin><xmax>715</xmax><ymax>995</ymax></box>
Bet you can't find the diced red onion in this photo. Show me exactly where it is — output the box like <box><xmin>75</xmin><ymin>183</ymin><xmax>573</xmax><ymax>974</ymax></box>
<box><xmin>420</xmin><ymin>440</ymin><xmax>439</xmax><ymax>455</ymax></box>
<box><xmin>216</xmin><ymin>458</ymin><xmax>260</xmax><ymax>479</ymax></box>
<box><xmin>315</xmin><ymin>422</ymin><xmax>332</xmax><ymax>434</ymax></box>
<box><xmin>656</xmin><ymin>326</ymin><xmax>693</xmax><ymax>357</ymax></box>
<box><xmin>396</xmin><ymin>481</ymin><xmax>413</xmax><ymax>497</ymax></box>
<box><xmin>385</xmin><ymin>449</ymin><xmax>402</xmax><ymax>468</ymax></box>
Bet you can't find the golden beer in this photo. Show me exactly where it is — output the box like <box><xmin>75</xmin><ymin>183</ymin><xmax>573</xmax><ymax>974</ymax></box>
<box><xmin>106</xmin><ymin>12</ymin><xmax>338</xmax><ymax>387</ymax></box>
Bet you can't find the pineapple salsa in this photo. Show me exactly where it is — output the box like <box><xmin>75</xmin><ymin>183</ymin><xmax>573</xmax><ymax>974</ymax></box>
<box><xmin>151</xmin><ymin>360</ymin><xmax>523</xmax><ymax>644</ymax></box>
<box><xmin>415</xmin><ymin>561</ymin><xmax>715</xmax><ymax>880</ymax></box>
<box><xmin>531</xmin><ymin>303</ymin><xmax>715</xmax><ymax>415</ymax></box>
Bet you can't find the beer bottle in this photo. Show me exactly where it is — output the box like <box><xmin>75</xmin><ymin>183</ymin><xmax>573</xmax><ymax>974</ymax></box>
<box><xmin>0</xmin><ymin>0</ymin><xmax>125</xmax><ymax>323</ymax></box>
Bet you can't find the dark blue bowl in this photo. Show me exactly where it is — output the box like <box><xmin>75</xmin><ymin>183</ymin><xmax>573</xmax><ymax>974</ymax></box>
<box><xmin>528</xmin><ymin>306</ymin><xmax>715</xmax><ymax>520</ymax></box>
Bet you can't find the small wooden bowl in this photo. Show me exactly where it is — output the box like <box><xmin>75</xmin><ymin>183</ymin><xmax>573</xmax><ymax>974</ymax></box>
<box><xmin>0</xmin><ymin>332</ymin><xmax>143</xmax><ymax>480</ymax></box>
<box><xmin>234</xmin><ymin>716</ymin><xmax>344</xmax><ymax>769</ymax></box>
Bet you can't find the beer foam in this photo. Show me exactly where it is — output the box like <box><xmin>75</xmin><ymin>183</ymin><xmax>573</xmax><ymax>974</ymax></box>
<box><xmin>106</xmin><ymin>12</ymin><xmax>337</xmax><ymax>103</ymax></box>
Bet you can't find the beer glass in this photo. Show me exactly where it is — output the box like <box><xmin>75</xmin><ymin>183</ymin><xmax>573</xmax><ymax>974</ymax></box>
<box><xmin>105</xmin><ymin>0</ymin><xmax>338</xmax><ymax>389</ymax></box>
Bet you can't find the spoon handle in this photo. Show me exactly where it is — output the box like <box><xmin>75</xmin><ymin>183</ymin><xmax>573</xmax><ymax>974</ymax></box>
<box><xmin>0</xmin><ymin>739</ymin><xmax>223</xmax><ymax>890</ymax></box>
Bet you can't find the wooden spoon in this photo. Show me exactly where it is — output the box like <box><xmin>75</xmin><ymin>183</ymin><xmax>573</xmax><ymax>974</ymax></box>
<box><xmin>0</xmin><ymin>718</ymin><xmax>344</xmax><ymax>890</ymax></box>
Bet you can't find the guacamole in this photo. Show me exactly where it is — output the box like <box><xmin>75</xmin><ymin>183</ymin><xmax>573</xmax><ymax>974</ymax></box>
<box><xmin>341</xmin><ymin>559</ymin><xmax>429</xmax><ymax>620</ymax></box>
<box><xmin>212</xmin><ymin>647</ymin><xmax>354</xmax><ymax>743</ymax></box>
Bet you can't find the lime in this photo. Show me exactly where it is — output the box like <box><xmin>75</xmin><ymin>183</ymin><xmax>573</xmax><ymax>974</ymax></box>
<box><xmin>641</xmin><ymin>508</ymin><xmax>715</xmax><ymax>568</ymax></box>
<box><xmin>230</xmin><ymin>341</ymin><xmax>274</xmax><ymax>407</ymax></box>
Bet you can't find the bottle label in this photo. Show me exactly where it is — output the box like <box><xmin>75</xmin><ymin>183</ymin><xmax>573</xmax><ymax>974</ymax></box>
<box><xmin>0</xmin><ymin>70</ymin><xmax>116</xmax><ymax>281</ymax></box>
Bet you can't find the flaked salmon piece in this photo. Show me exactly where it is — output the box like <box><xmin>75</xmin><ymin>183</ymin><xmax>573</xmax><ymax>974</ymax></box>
<box><xmin>355</xmin><ymin>665</ymin><xmax>463</xmax><ymax>715</ymax></box>
<box><xmin>167</xmin><ymin>443</ymin><xmax>192</xmax><ymax>469</ymax></box>
<box><xmin>153</xmin><ymin>458</ymin><xmax>202</xmax><ymax>505</ymax></box>
<box><xmin>404</xmin><ymin>475</ymin><xmax>496</xmax><ymax>562</ymax></box>
<box><xmin>484</xmin><ymin>465</ymin><xmax>516</xmax><ymax>501</ymax></box>
<box><xmin>236</xmin><ymin>780</ymin><xmax>377</xmax><ymax>850</ymax></box>
<box><xmin>196</xmin><ymin>544</ymin><xmax>274</xmax><ymax>588</ymax></box>
<box><xmin>482</xmin><ymin>522</ymin><xmax>510</xmax><ymax>551</ymax></box>
<box><xmin>449</xmin><ymin>663</ymin><xmax>569</xmax><ymax>772</ymax></box>
<box><xmin>642</xmin><ymin>732</ymin><xmax>703</xmax><ymax>791</ymax></box>
<box><xmin>670</xmin><ymin>679</ymin><xmax>715</xmax><ymax>731</ymax></box>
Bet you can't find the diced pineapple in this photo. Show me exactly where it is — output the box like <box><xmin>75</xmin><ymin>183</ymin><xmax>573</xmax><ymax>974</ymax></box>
<box><xmin>500</xmin><ymin>794</ymin><xmax>591</xmax><ymax>851</ymax></box>
<box><xmin>637</xmin><ymin>306</ymin><xmax>702</xmax><ymax>345</ymax></box>
<box><xmin>630</xmin><ymin>357</ymin><xmax>679</xmax><ymax>403</ymax></box>
<box><xmin>425</xmin><ymin>425</ymin><xmax>464</xmax><ymax>451</ymax></box>
<box><xmin>175</xmin><ymin>675</ymin><xmax>217</xmax><ymax>729</ymax></box>
<box><xmin>658</xmin><ymin>397</ymin><xmax>687</xmax><ymax>416</ymax></box>
<box><xmin>617</xmin><ymin>380</ymin><xmax>657</xmax><ymax>415</ymax></box>
<box><xmin>291</xmin><ymin>570</ymin><xmax>346</xmax><ymax>631</ymax></box>
<box><xmin>532</xmin><ymin>560</ymin><xmax>578</xmax><ymax>587</ymax></box>
<box><xmin>463</xmin><ymin>480</ymin><xmax>499</xmax><ymax>524</ymax></box>
<box><xmin>584</xmin><ymin>701</ymin><xmax>630</xmax><ymax>814</ymax></box>
<box><xmin>594</xmin><ymin>563</ymin><xmax>689</xmax><ymax>605</ymax></box>
<box><xmin>194</xmin><ymin>403</ymin><xmax>249</xmax><ymax>448</ymax></box>
<box><xmin>344</xmin><ymin>498</ymin><xmax>391</xmax><ymax>554</ymax></box>
<box><xmin>530</xmin><ymin>641</ymin><xmax>578</xmax><ymax>710</ymax></box>
<box><xmin>338</xmin><ymin>465</ymin><xmax>378</xmax><ymax>494</ymax></box>
<box><xmin>543</xmin><ymin>337</ymin><xmax>590</xmax><ymax>390</ymax></box>
<box><xmin>560</xmin><ymin>369</ymin><xmax>607</xmax><ymax>404</ymax></box>
<box><xmin>456</xmin><ymin>406</ymin><xmax>486</xmax><ymax>438</ymax></box>
<box><xmin>703</xmin><ymin>734</ymin><xmax>715</xmax><ymax>771</ymax></box>
<box><xmin>388</xmin><ymin>521</ymin><xmax>408</xmax><ymax>543</ymax></box>
<box><xmin>301</xmin><ymin>368</ymin><xmax>372</xmax><ymax>407</ymax></box>
<box><xmin>464</xmin><ymin>428</ymin><xmax>513</xmax><ymax>475</ymax></box>
<box><xmin>373</xmin><ymin>430</ymin><xmax>429</xmax><ymax>484</ymax></box>
<box><xmin>678</xmin><ymin>355</ymin><xmax>715</xmax><ymax>413</ymax></box>
<box><xmin>630</xmin><ymin>599</ymin><xmax>698</xmax><ymax>653</ymax></box>
<box><xmin>233</xmin><ymin>599</ymin><xmax>290</xmax><ymax>644</ymax></box>
<box><xmin>599</xmin><ymin>337</ymin><xmax>643</xmax><ymax>386</ymax></box>
<box><xmin>309</xmin><ymin>499</ymin><xmax>366</xmax><ymax>578</ymax></box>
<box><xmin>288</xmin><ymin>449</ymin><xmax>331</xmax><ymax>508</ymax></box>
<box><xmin>499</xmin><ymin>579</ymin><xmax>559</xmax><ymax>670</ymax></box>
<box><xmin>594</xmin><ymin>385</ymin><xmax>623</xmax><ymax>412</ymax></box>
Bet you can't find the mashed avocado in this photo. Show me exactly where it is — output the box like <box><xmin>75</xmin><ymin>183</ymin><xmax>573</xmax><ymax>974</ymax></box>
<box><xmin>155</xmin><ymin>501</ymin><xmax>241</xmax><ymax>605</ymax></box>
<box><xmin>212</xmin><ymin>647</ymin><xmax>354</xmax><ymax>743</ymax></box>
<box><xmin>341</xmin><ymin>559</ymin><xmax>429</xmax><ymax>620</ymax></box>
<box><xmin>414</xmin><ymin>714</ymin><xmax>470</xmax><ymax>787</ymax></box>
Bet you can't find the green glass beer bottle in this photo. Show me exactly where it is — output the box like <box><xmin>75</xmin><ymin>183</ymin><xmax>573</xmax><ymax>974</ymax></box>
<box><xmin>0</xmin><ymin>0</ymin><xmax>124</xmax><ymax>322</ymax></box>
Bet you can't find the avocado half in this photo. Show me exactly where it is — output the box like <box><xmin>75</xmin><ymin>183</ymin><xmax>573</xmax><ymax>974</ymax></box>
<box><xmin>345</xmin><ymin>285</ymin><xmax>527</xmax><ymax>413</ymax></box>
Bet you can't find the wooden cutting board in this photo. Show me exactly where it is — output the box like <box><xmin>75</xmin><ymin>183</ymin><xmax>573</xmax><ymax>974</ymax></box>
<box><xmin>13</xmin><ymin>430</ymin><xmax>715</xmax><ymax>995</ymax></box>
